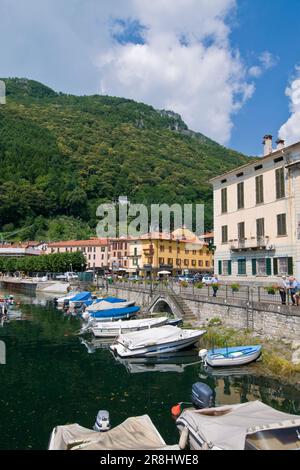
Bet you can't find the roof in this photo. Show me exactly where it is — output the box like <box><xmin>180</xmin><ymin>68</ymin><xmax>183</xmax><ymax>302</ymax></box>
<box><xmin>209</xmin><ymin>139</ymin><xmax>300</xmax><ymax>184</ymax></box>
<box><xmin>48</xmin><ymin>239</ymin><xmax>108</xmax><ymax>248</ymax></box>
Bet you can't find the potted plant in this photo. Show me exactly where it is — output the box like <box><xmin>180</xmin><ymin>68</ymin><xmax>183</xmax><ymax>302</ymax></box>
<box><xmin>180</xmin><ymin>281</ymin><xmax>188</xmax><ymax>288</ymax></box>
<box><xmin>195</xmin><ymin>282</ymin><xmax>204</xmax><ymax>290</ymax></box>
<box><xmin>265</xmin><ymin>285</ymin><xmax>278</xmax><ymax>295</ymax></box>
<box><xmin>231</xmin><ymin>283</ymin><xmax>240</xmax><ymax>293</ymax></box>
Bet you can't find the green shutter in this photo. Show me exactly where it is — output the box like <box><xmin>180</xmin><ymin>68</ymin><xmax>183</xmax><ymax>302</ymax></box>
<box><xmin>218</xmin><ymin>260</ymin><xmax>222</xmax><ymax>275</ymax></box>
<box><xmin>266</xmin><ymin>258</ymin><xmax>272</xmax><ymax>276</ymax></box>
<box><xmin>273</xmin><ymin>258</ymin><xmax>278</xmax><ymax>276</ymax></box>
<box><xmin>252</xmin><ymin>259</ymin><xmax>257</xmax><ymax>276</ymax></box>
<box><xmin>228</xmin><ymin>260</ymin><xmax>232</xmax><ymax>276</ymax></box>
<box><xmin>288</xmin><ymin>257</ymin><xmax>294</xmax><ymax>276</ymax></box>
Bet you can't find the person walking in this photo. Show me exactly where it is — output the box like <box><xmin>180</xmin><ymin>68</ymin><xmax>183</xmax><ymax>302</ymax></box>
<box><xmin>211</xmin><ymin>275</ymin><xmax>219</xmax><ymax>298</ymax></box>
<box><xmin>278</xmin><ymin>276</ymin><xmax>288</xmax><ymax>305</ymax></box>
<box><xmin>288</xmin><ymin>276</ymin><xmax>298</xmax><ymax>306</ymax></box>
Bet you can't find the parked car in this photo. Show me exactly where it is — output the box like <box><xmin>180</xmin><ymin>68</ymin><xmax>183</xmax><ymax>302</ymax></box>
<box><xmin>178</xmin><ymin>274</ymin><xmax>195</xmax><ymax>283</ymax></box>
<box><xmin>56</xmin><ymin>272</ymin><xmax>79</xmax><ymax>282</ymax></box>
<box><xmin>202</xmin><ymin>276</ymin><xmax>213</xmax><ymax>285</ymax></box>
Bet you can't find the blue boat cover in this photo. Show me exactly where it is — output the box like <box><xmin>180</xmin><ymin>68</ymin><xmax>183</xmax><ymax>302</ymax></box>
<box><xmin>70</xmin><ymin>292</ymin><xmax>92</xmax><ymax>302</ymax></box>
<box><xmin>90</xmin><ymin>306</ymin><xmax>140</xmax><ymax>319</ymax></box>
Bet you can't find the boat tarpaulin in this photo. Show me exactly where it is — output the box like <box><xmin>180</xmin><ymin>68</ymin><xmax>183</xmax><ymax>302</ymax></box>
<box><xmin>118</xmin><ymin>325</ymin><xmax>205</xmax><ymax>350</ymax></box>
<box><xmin>69</xmin><ymin>292</ymin><xmax>92</xmax><ymax>302</ymax></box>
<box><xmin>178</xmin><ymin>401</ymin><xmax>300</xmax><ymax>450</ymax></box>
<box><xmin>49</xmin><ymin>415</ymin><xmax>180</xmax><ymax>450</ymax></box>
<box><xmin>90</xmin><ymin>306</ymin><xmax>140</xmax><ymax>318</ymax></box>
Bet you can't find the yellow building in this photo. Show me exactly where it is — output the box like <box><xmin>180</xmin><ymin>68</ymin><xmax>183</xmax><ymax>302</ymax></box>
<box><xmin>128</xmin><ymin>230</ymin><xmax>213</xmax><ymax>277</ymax></box>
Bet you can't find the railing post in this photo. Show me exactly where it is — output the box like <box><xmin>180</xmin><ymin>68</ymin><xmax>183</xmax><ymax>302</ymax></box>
<box><xmin>258</xmin><ymin>286</ymin><xmax>261</xmax><ymax>303</ymax></box>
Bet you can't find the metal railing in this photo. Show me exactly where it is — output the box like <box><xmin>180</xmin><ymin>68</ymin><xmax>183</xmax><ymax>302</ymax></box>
<box><xmin>100</xmin><ymin>279</ymin><xmax>296</xmax><ymax>307</ymax></box>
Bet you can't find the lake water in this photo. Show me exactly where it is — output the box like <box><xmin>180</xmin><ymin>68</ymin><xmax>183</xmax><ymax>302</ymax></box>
<box><xmin>0</xmin><ymin>290</ymin><xmax>299</xmax><ymax>450</ymax></box>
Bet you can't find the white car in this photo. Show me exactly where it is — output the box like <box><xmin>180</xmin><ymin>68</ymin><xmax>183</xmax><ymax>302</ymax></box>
<box><xmin>202</xmin><ymin>276</ymin><xmax>213</xmax><ymax>285</ymax></box>
<box><xmin>56</xmin><ymin>272</ymin><xmax>78</xmax><ymax>281</ymax></box>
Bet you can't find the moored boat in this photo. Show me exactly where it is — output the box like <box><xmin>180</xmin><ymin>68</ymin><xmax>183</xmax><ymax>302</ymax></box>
<box><xmin>200</xmin><ymin>345</ymin><xmax>262</xmax><ymax>368</ymax></box>
<box><xmin>90</xmin><ymin>316</ymin><xmax>169</xmax><ymax>338</ymax></box>
<box><xmin>176</xmin><ymin>400</ymin><xmax>300</xmax><ymax>450</ymax></box>
<box><xmin>110</xmin><ymin>325</ymin><xmax>206</xmax><ymax>358</ymax></box>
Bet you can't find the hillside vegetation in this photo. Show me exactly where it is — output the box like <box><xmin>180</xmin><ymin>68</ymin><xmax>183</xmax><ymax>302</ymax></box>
<box><xmin>0</xmin><ymin>78</ymin><xmax>249</xmax><ymax>240</ymax></box>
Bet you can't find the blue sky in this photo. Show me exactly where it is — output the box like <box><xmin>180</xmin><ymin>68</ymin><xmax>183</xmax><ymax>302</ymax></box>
<box><xmin>0</xmin><ymin>0</ymin><xmax>300</xmax><ymax>156</ymax></box>
<box><xmin>230</xmin><ymin>0</ymin><xmax>300</xmax><ymax>155</ymax></box>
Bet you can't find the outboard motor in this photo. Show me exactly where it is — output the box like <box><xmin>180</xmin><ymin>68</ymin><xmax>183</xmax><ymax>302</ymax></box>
<box><xmin>93</xmin><ymin>410</ymin><xmax>111</xmax><ymax>432</ymax></box>
<box><xmin>191</xmin><ymin>382</ymin><xmax>214</xmax><ymax>409</ymax></box>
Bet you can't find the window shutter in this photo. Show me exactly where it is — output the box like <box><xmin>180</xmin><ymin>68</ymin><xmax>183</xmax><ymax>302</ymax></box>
<box><xmin>273</xmin><ymin>258</ymin><xmax>278</xmax><ymax>276</ymax></box>
<box><xmin>218</xmin><ymin>260</ymin><xmax>222</xmax><ymax>275</ymax></box>
<box><xmin>252</xmin><ymin>259</ymin><xmax>257</xmax><ymax>276</ymax></box>
<box><xmin>288</xmin><ymin>257</ymin><xmax>294</xmax><ymax>276</ymax></box>
<box><xmin>266</xmin><ymin>258</ymin><xmax>272</xmax><ymax>276</ymax></box>
<box><xmin>228</xmin><ymin>260</ymin><xmax>232</xmax><ymax>276</ymax></box>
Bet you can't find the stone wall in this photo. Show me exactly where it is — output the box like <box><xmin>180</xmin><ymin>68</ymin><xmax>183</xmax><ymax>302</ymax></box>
<box><xmin>106</xmin><ymin>285</ymin><xmax>300</xmax><ymax>341</ymax></box>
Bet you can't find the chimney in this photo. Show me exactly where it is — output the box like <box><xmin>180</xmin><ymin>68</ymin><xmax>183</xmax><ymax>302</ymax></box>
<box><xmin>263</xmin><ymin>135</ymin><xmax>273</xmax><ymax>156</ymax></box>
<box><xmin>276</xmin><ymin>138</ymin><xmax>285</xmax><ymax>150</ymax></box>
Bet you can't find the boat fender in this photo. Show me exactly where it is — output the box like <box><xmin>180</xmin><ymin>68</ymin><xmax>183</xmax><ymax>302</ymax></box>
<box><xmin>171</xmin><ymin>403</ymin><xmax>182</xmax><ymax>418</ymax></box>
<box><xmin>179</xmin><ymin>426</ymin><xmax>189</xmax><ymax>450</ymax></box>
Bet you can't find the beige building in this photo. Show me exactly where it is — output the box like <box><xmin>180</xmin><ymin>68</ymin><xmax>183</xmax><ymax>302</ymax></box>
<box><xmin>211</xmin><ymin>136</ymin><xmax>300</xmax><ymax>283</ymax></box>
<box><xmin>47</xmin><ymin>239</ymin><xmax>108</xmax><ymax>270</ymax></box>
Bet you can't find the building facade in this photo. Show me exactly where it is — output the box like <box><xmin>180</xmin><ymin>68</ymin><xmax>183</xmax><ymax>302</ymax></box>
<box><xmin>127</xmin><ymin>231</ymin><xmax>213</xmax><ymax>277</ymax></box>
<box><xmin>211</xmin><ymin>136</ymin><xmax>300</xmax><ymax>283</ymax></box>
<box><xmin>47</xmin><ymin>239</ymin><xmax>108</xmax><ymax>270</ymax></box>
<box><xmin>0</xmin><ymin>242</ymin><xmax>42</xmax><ymax>257</ymax></box>
<box><xmin>107</xmin><ymin>238</ymin><xmax>130</xmax><ymax>272</ymax></box>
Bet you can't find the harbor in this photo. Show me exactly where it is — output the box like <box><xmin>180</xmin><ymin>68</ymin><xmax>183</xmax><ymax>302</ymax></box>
<box><xmin>0</xmin><ymin>288</ymin><xmax>300</xmax><ymax>450</ymax></box>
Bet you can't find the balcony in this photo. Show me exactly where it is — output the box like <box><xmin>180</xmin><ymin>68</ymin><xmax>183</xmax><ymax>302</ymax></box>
<box><xmin>230</xmin><ymin>237</ymin><xmax>274</xmax><ymax>252</ymax></box>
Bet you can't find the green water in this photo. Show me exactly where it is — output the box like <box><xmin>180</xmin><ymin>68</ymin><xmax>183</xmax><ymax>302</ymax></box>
<box><xmin>0</xmin><ymin>291</ymin><xmax>299</xmax><ymax>450</ymax></box>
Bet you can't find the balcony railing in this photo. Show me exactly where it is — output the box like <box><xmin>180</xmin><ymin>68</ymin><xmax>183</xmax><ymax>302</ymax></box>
<box><xmin>230</xmin><ymin>237</ymin><xmax>273</xmax><ymax>251</ymax></box>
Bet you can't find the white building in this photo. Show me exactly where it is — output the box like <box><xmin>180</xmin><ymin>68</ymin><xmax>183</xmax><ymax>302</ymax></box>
<box><xmin>211</xmin><ymin>136</ymin><xmax>300</xmax><ymax>284</ymax></box>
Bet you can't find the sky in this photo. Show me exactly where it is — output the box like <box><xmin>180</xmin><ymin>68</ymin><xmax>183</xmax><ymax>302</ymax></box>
<box><xmin>0</xmin><ymin>0</ymin><xmax>300</xmax><ymax>156</ymax></box>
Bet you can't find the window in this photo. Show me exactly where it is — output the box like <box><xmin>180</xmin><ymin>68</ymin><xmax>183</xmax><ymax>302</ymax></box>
<box><xmin>257</xmin><ymin>258</ymin><xmax>266</xmax><ymax>275</ymax></box>
<box><xmin>160</xmin><ymin>246</ymin><xmax>165</xmax><ymax>252</ymax></box>
<box><xmin>279</xmin><ymin>258</ymin><xmax>288</xmax><ymax>275</ymax></box>
<box><xmin>168</xmin><ymin>258</ymin><xmax>173</xmax><ymax>265</ymax></box>
<box><xmin>101</xmin><ymin>247</ymin><xmax>105</xmax><ymax>252</ymax></box>
<box><xmin>255</xmin><ymin>164</ymin><xmax>263</xmax><ymax>171</ymax></box>
<box><xmin>205</xmin><ymin>261</ymin><xmax>209</xmax><ymax>267</ymax></box>
<box><xmin>169</xmin><ymin>246</ymin><xmax>172</xmax><ymax>253</ymax></box>
<box><xmin>221</xmin><ymin>188</ymin><xmax>227</xmax><ymax>213</ymax></box>
<box><xmin>256</xmin><ymin>218</ymin><xmax>265</xmax><ymax>239</ymax></box>
<box><xmin>238</xmin><ymin>222</ymin><xmax>245</xmax><ymax>241</ymax></box>
<box><xmin>192</xmin><ymin>260</ymin><xmax>196</xmax><ymax>267</ymax></box>
<box><xmin>238</xmin><ymin>258</ymin><xmax>246</xmax><ymax>275</ymax></box>
<box><xmin>184</xmin><ymin>259</ymin><xmax>189</xmax><ymax>266</ymax></box>
<box><xmin>176</xmin><ymin>259</ymin><xmax>181</xmax><ymax>266</ymax></box>
<box><xmin>237</xmin><ymin>182</ymin><xmax>244</xmax><ymax>209</ymax></box>
<box><xmin>222</xmin><ymin>261</ymin><xmax>232</xmax><ymax>276</ymax></box>
<box><xmin>159</xmin><ymin>257</ymin><xmax>164</xmax><ymax>265</ymax></box>
<box><xmin>255</xmin><ymin>175</ymin><xmax>264</xmax><ymax>204</ymax></box>
<box><xmin>237</xmin><ymin>172</ymin><xmax>244</xmax><ymax>178</ymax></box>
<box><xmin>198</xmin><ymin>260</ymin><xmax>203</xmax><ymax>267</ymax></box>
<box><xmin>193</xmin><ymin>250</ymin><xmax>196</xmax><ymax>255</ymax></box>
<box><xmin>222</xmin><ymin>226</ymin><xmax>228</xmax><ymax>244</ymax></box>
<box><xmin>276</xmin><ymin>168</ymin><xmax>285</xmax><ymax>199</ymax></box>
<box><xmin>277</xmin><ymin>214</ymin><xmax>287</xmax><ymax>236</ymax></box>
<box><xmin>134</xmin><ymin>248</ymin><xmax>138</xmax><ymax>256</ymax></box>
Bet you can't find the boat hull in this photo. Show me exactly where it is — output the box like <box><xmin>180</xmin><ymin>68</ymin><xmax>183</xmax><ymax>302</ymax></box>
<box><xmin>92</xmin><ymin>317</ymin><xmax>168</xmax><ymax>338</ymax></box>
<box><xmin>206</xmin><ymin>346</ymin><xmax>262</xmax><ymax>368</ymax></box>
<box><xmin>110</xmin><ymin>332</ymin><xmax>205</xmax><ymax>358</ymax></box>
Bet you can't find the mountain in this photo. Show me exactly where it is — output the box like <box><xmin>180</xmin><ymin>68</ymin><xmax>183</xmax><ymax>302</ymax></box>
<box><xmin>0</xmin><ymin>78</ymin><xmax>249</xmax><ymax>241</ymax></box>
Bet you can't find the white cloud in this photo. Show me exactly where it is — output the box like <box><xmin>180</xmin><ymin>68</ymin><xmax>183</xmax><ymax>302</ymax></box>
<box><xmin>248</xmin><ymin>51</ymin><xmax>278</xmax><ymax>78</ymax></box>
<box><xmin>96</xmin><ymin>0</ymin><xmax>255</xmax><ymax>144</ymax></box>
<box><xmin>0</xmin><ymin>0</ymin><xmax>258</xmax><ymax>145</ymax></box>
<box><xmin>278</xmin><ymin>67</ymin><xmax>300</xmax><ymax>145</ymax></box>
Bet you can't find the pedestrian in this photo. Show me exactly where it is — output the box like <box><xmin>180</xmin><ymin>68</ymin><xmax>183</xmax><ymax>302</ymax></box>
<box><xmin>278</xmin><ymin>276</ymin><xmax>288</xmax><ymax>305</ymax></box>
<box><xmin>211</xmin><ymin>274</ymin><xmax>219</xmax><ymax>297</ymax></box>
<box><xmin>288</xmin><ymin>276</ymin><xmax>298</xmax><ymax>306</ymax></box>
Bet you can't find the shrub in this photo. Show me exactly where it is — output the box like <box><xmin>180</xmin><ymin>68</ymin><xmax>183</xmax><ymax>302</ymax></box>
<box><xmin>265</xmin><ymin>285</ymin><xmax>278</xmax><ymax>295</ymax></box>
<box><xmin>208</xmin><ymin>317</ymin><xmax>222</xmax><ymax>327</ymax></box>
<box><xmin>195</xmin><ymin>283</ymin><xmax>204</xmax><ymax>289</ymax></box>
<box><xmin>180</xmin><ymin>281</ymin><xmax>188</xmax><ymax>288</ymax></box>
<box><xmin>231</xmin><ymin>283</ymin><xmax>240</xmax><ymax>292</ymax></box>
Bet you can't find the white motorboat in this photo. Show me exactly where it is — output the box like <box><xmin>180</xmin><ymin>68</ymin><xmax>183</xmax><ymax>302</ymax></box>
<box><xmin>55</xmin><ymin>291</ymin><xmax>80</xmax><ymax>307</ymax></box>
<box><xmin>110</xmin><ymin>325</ymin><xmax>206</xmax><ymax>358</ymax></box>
<box><xmin>86</xmin><ymin>299</ymin><xmax>135</xmax><ymax>313</ymax></box>
<box><xmin>90</xmin><ymin>316</ymin><xmax>169</xmax><ymax>338</ymax></box>
<box><xmin>176</xmin><ymin>401</ymin><xmax>300</xmax><ymax>450</ymax></box>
